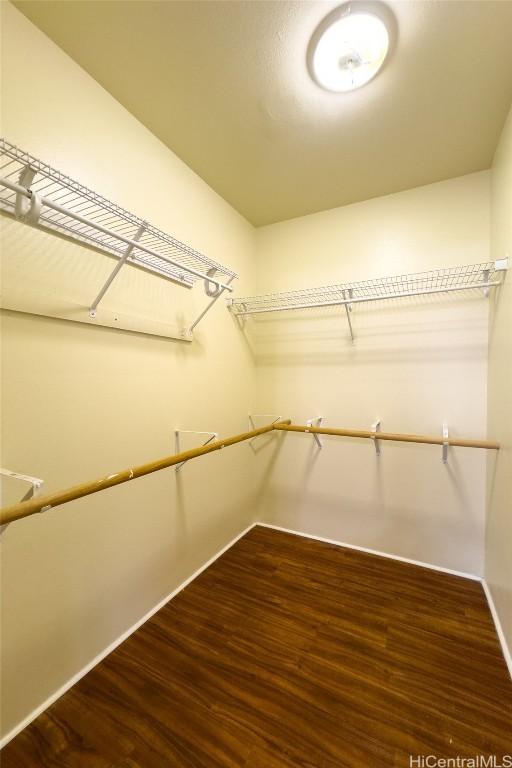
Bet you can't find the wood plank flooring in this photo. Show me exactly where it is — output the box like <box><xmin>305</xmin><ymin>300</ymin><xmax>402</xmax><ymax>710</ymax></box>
<box><xmin>2</xmin><ymin>525</ymin><xmax>512</xmax><ymax>766</ymax></box>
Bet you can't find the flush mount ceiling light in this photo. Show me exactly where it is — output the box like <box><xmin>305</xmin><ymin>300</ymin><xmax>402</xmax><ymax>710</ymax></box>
<box><xmin>308</xmin><ymin>3</ymin><xmax>392</xmax><ymax>93</ymax></box>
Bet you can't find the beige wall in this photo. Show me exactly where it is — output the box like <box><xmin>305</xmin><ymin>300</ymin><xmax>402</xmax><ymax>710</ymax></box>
<box><xmin>0</xmin><ymin>4</ymin><xmax>256</xmax><ymax>740</ymax></box>
<box><xmin>0</xmin><ymin>0</ymin><xmax>507</xmax><ymax>745</ymax></box>
<box><xmin>253</xmin><ymin>172</ymin><xmax>491</xmax><ymax>576</ymax></box>
<box><xmin>486</xmin><ymin>105</ymin><xmax>512</xmax><ymax>657</ymax></box>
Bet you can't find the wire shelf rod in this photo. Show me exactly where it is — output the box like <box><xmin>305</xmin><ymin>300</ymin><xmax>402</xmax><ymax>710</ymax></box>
<box><xmin>1</xmin><ymin>177</ymin><xmax>235</xmax><ymax>293</ymax></box>
<box><xmin>228</xmin><ymin>261</ymin><xmax>507</xmax><ymax>316</ymax></box>
<box><xmin>1</xmin><ymin>184</ymin><xmax>192</xmax><ymax>285</ymax></box>
<box><xmin>0</xmin><ymin>138</ymin><xmax>238</xmax><ymax>292</ymax></box>
<box><xmin>231</xmin><ymin>280</ymin><xmax>501</xmax><ymax>315</ymax></box>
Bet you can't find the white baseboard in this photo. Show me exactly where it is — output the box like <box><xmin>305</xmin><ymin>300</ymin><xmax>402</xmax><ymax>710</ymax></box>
<box><xmin>256</xmin><ymin>522</ymin><xmax>482</xmax><ymax>581</ymax></box>
<box><xmin>481</xmin><ymin>579</ymin><xmax>512</xmax><ymax>680</ymax></box>
<box><xmin>0</xmin><ymin>522</ymin><xmax>257</xmax><ymax>750</ymax></box>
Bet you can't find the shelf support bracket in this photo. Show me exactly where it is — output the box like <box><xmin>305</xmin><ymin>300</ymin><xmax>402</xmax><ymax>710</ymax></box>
<box><xmin>305</xmin><ymin>416</ymin><xmax>324</xmax><ymax>448</ymax></box>
<box><xmin>371</xmin><ymin>419</ymin><xmax>381</xmax><ymax>456</ymax></box>
<box><xmin>229</xmin><ymin>301</ymin><xmax>248</xmax><ymax>330</ymax></box>
<box><xmin>186</xmin><ymin>275</ymin><xmax>236</xmax><ymax>337</ymax></box>
<box><xmin>174</xmin><ymin>429</ymin><xmax>218</xmax><ymax>472</ymax></box>
<box><xmin>89</xmin><ymin>222</ymin><xmax>147</xmax><ymax>318</ymax></box>
<box><xmin>442</xmin><ymin>423</ymin><xmax>449</xmax><ymax>464</ymax></box>
<box><xmin>0</xmin><ymin>468</ymin><xmax>44</xmax><ymax>534</ymax></box>
<box><xmin>343</xmin><ymin>289</ymin><xmax>354</xmax><ymax>342</ymax></box>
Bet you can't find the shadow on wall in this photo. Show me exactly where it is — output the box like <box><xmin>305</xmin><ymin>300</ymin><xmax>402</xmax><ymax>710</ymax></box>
<box><xmin>253</xmin><ymin>429</ymin><xmax>289</xmax><ymax>504</ymax></box>
<box><xmin>0</xmin><ymin>478</ymin><xmax>253</xmax><ymax>738</ymax></box>
<box><xmin>252</xmin><ymin>430</ymin><xmax>488</xmax><ymax>575</ymax></box>
<box><xmin>257</xmin><ymin>483</ymin><xmax>483</xmax><ymax>573</ymax></box>
<box><xmin>235</xmin><ymin>296</ymin><xmax>489</xmax><ymax>366</ymax></box>
<box><xmin>1</xmin><ymin>215</ymin><xmax>230</xmax><ymax>345</ymax></box>
<box><xmin>487</xmin><ymin>275</ymin><xmax>508</xmax><ymax>338</ymax></box>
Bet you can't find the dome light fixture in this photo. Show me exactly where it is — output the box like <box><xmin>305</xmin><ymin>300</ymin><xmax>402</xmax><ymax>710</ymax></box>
<box><xmin>308</xmin><ymin>3</ymin><xmax>391</xmax><ymax>93</ymax></box>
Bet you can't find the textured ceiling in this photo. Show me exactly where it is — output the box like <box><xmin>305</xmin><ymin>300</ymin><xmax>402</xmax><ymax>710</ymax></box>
<box><xmin>13</xmin><ymin>0</ymin><xmax>512</xmax><ymax>226</ymax></box>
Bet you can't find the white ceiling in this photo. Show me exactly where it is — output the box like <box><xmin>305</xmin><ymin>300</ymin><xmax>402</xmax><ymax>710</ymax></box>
<box><xmin>13</xmin><ymin>0</ymin><xmax>512</xmax><ymax>226</ymax></box>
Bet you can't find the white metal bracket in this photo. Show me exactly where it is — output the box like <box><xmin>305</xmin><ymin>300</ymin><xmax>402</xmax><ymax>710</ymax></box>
<box><xmin>187</xmin><ymin>275</ymin><xmax>236</xmax><ymax>336</ymax></box>
<box><xmin>0</xmin><ymin>467</ymin><xmax>44</xmax><ymax>534</ymax></box>
<box><xmin>247</xmin><ymin>414</ymin><xmax>282</xmax><ymax>449</ymax></box>
<box><xmin>305</xmin><ymin>416</ymin><xmax>323</xmax><ymax>448</ymax></box>
<box><xmin>204</xmin><ymin>268</ymin><xmax>222</xmax><ymax>298</ymax></box>
<box><xmin>15</xmin><ymin>165</ymin><xmax>41</xmax><ymax>224</ymax></box>
<box><xmin>442</xmin><ymin>423</ymin><xmax>449</xmax><ymax>464</ymax></box>
<box><xmin>226</xmin><ymin>297</ymin><xmax>249</xmax><ymax>330</ymax></box>
<box><xmin>485</xmin><ymin>257</ymin><xmax>509</xmax><ymax>296</ymax></box>
<box><xmin>235</xmin><ymin>301</ymin><xmax>249</xmax><ymax>330</ymax></box>
<box><xmin>248</xmin><ymin>414</ymin><xmax>282</xmax><ymax>430</ymax></box>
<box><xmin>174</xmin><ymin>429</ymin><xmax>218</xmax><ymax>472</ymax></box>
<box><xmin>90</xmin><ymin>222</ymin><xmax>147</xmax><ymax>318</ymax></box>
<box><xmin>371</xmin><ymin>419</ymin><xmax>381</xmax><ymax>456</ymax></box>
<box><xmin>342</xmin><ymin>289</ymin><xmax>354</xmax><ymax>342</ymax></box>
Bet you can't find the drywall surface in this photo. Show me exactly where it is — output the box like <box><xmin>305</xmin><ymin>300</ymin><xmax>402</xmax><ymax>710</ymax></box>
<box><xmin>486</xmin><ymin>104</ymin><xmax>512</xmax><ymax>658</ymax></box>
<box><xmin>12</xmin><ymin>0</ymin><xmax>512</xmax><ymax>226</ymax></box>
<box><xmin>0</xmin><ymin>4</ymin><xmax>256</xmax><ymax>740</ymax></box>
<box><xmin>252</xmin><ymin>172</ymin><xmax>491</xmax><ymax>576</ymax></box>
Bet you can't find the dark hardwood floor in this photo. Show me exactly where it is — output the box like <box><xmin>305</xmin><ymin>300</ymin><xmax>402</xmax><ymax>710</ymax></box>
<box><xmin>3</xmin><ymin>525</ymin><xmax>512</xmax><ymax>767</ymax></box>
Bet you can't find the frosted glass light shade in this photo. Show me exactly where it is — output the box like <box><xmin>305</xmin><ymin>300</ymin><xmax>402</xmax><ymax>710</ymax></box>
<box><xmin>311</xmin><ymin>10</ymin><xmax>389</xmax><ymax>92</ymax></box>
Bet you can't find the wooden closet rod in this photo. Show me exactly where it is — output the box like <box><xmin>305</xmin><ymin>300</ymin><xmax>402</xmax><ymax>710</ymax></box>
<box><xmin>0</xmin><ymin>420</ymin><xmax>498</xmax><ymax>528</ymax></box>
<box><xmin>274</xmin><ymin>423</ymin><xmax>500</xmax><ymax>450</ymax></box>
<box><xmin>0</xmin><ymin>421</ymin><xmax>290</xmax><ymax>527</ymax></box>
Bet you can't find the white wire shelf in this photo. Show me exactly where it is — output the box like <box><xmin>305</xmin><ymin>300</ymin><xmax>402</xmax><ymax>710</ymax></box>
<box><xmin>228</xmin><ymin>261</ymin><xmax>507</xmax><ymax>316</ymax></box>
<box><xmin>0</xmin><ymin>138</ymin><xmax>237</xmax><ymax>291</ymax></box>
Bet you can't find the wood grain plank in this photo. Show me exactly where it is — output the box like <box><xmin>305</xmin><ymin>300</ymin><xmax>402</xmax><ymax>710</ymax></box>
<box><xmin>2</xmin><ymin>526</ymin><xmax>511</xmax><ymax>767</ymax></box>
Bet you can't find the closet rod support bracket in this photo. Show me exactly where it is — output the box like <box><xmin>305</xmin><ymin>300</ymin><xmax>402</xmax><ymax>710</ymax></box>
<box><xmin>248</xmin><ymin>414</ymin><xmax>283</xmax><ymax>450</ymax></box>
<box><xmin>306</xmin><ymin>416</ymin><xmax>324</xmax><ymax>448</ymax></box>
<box><xmin>442</xmin><ymin>423</ymin><xmax>449</xmax><ymax>464</ymax></box>
<box><xmin>0</xmin><ymin>468</ymin><xmax>44</xmax><ymax>535</ymax></box>
<box><xmin>174</xmin><ymin>429</ymin><xmax>218</xmax><ymax>472</ymax></box>
<box><xmin>371</xmin><ymin>420</ymin><xmax>381</xmax><ymax>455</ymax></box>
